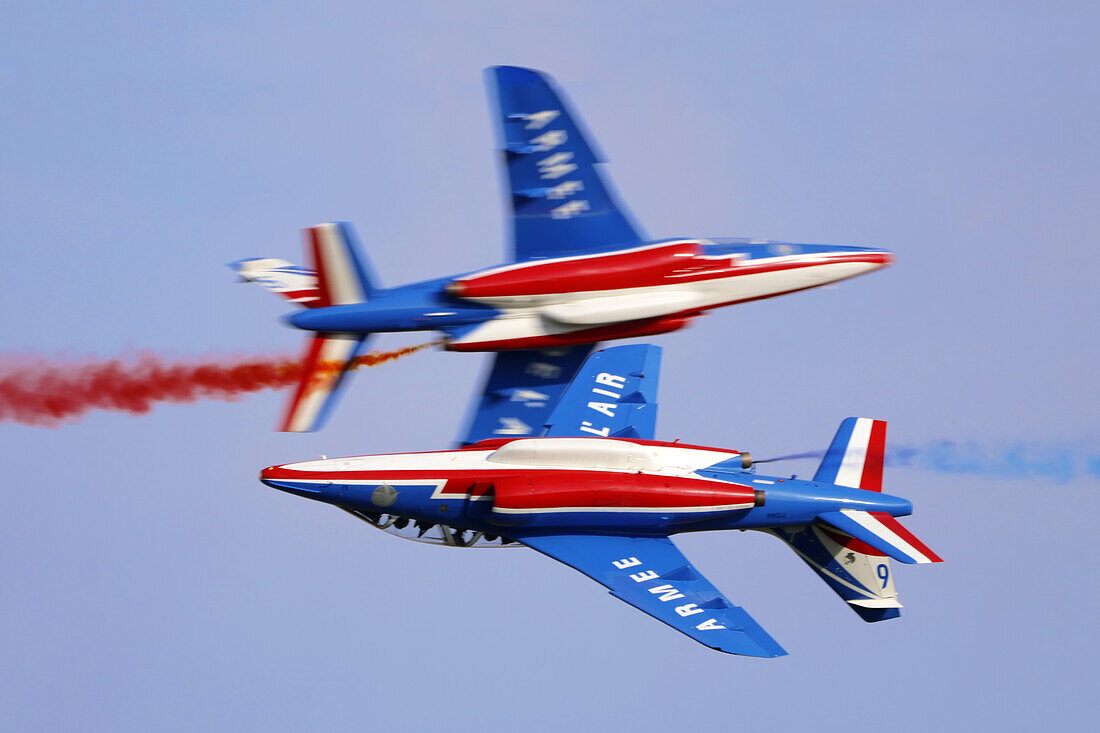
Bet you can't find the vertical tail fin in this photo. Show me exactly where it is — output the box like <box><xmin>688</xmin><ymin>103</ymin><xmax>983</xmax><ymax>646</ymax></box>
<box><xmin>229</xmin><ymin>258</ymin><xmax>320</xmax><ymax>307</ymax></box>
<box><xmin>278</xmin><ymin>222</ymin><xmax>378</xmax><ymax>431</ymax></box>
<box><xmin>767</xmin><ymin>525</ymin><xmax>902</xmax><ymax>622</ymax></box>
<box><xmin>307</xmin><ymin>222</ymin><xmax>378</xmax><ymax>306</ymax></box>
<box><xmin>813</xmin><ymin>417</ymin><xmax>887</xmax><ymax>491</ymax></box>
<box><xmin>279</xmin><ymin>333</ymin><xmax>370</xmax><ymax>432</ymax></box>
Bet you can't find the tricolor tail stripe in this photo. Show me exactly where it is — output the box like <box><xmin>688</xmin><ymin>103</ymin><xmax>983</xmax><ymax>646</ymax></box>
<box><xmin>817</xmin><ymin>509</ymin><xmax>943</xmax><ymax>565</ymax></box>
<box><xmin>814</xmin><ymin>417</ymin><xmax>887</xmax><ymax>492</ymax></box>
<box><xmin>279</xmin><ymin>333</ymin><xmax>367</xmax><ymax>432</ymax></box>
<box><xmin>307</xmin><ymin>222</ymin><xmax>376</xmax><ymax>307</ymax></box>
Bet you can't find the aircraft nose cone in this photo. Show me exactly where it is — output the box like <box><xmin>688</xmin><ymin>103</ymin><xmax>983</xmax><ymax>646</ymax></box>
<box><xmin>850</xmin><ymin>247</ymin><xmax>894</xmax><ymax>268</ymax></box>
<box><xmin>259</xmin><ymin>464</ymin><xmax>285</xmax><ymax>488</ymax></box>
<box><xmin>259</xmin><ymin>464</ymin><xmax>329</xmax><ymax>499</ymax></box>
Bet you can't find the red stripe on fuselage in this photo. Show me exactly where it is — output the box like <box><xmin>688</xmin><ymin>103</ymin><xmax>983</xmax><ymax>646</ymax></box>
<box><xmin>491</xmin><ymin>471</ymin><xmax>756</xmax><ymax>510</ymax></box>
<box><xmin>454</xmin><ymin>242</ymin><xmax>702</xmax><ymax>298</ymax></box>
<box><xmin>454</xmin><ymin>244</ymin><xmax>892</xmax><ymax>299</ymax></box>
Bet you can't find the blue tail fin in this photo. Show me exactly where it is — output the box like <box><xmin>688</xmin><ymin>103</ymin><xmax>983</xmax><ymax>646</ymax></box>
<box><xmin>813</xmin><ymin>417</ymin><xmax>887</xmax><ymax>491</ymax></box>
<box><xmin>767</xmin><ymin>524</ymin><xmax>903</xmax><ymax>623</ymax></box>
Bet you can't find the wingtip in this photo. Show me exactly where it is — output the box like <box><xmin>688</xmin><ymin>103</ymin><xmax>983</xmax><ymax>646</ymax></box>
<box><xmin>490</xmin><ymin>65</ymin><xmax>550</xmax><ymax>87</ymax></box>
<box><xmin>715</xmin><ymin>639</ymin><xmax>788</xmax><ymax>658</ymax></box>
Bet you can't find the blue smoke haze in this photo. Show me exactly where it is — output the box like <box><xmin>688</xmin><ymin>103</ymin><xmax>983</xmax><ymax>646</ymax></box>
<box><xmin>765</xmin><ymin>442</ymin><xmax>1100</xmax><ymax>484</ymax></box>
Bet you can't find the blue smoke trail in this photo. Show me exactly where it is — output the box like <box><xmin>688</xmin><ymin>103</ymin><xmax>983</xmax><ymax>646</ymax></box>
<box><xmin>760</xmin><ymin>441</ymin><xmax>1100</xmax><ymax>484</ymax></box>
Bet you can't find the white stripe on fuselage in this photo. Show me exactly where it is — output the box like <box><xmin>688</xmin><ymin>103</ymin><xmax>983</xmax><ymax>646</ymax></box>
<box><xmin>276</xmin><ymin>442</ymin><xmax>738</xmax><ymax>479</ymax></box>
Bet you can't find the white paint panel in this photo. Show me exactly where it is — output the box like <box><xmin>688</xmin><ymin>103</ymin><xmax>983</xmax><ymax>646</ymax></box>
<box><xmin>279</xmin><ymin>440</ymin><xmax>739</xmax><ymax>479</ymax></box>
<box><xmin>834</xmin><ymin>417</ymin><xmax>873</xmax><ymax>488</ymax></box>
<box><xmin>316</xmin><ymin>223</ymin><xmax>366</xmax><ymax>305</ymax></box>
<box><xmin>284</xmin><ymin>336</ymin><xmax>359</xmax><ymax>432</ymax></box>
<box><xmin>541</xmin><ymin>290</ymin><xmax>699</xmax><ymax>325</ymax></box>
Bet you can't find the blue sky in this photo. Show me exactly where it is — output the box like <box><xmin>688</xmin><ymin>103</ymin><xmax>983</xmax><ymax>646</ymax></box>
<box><xmin>2</xmin><ymin>2</ymin><xmax>1097</xmax><ymax>730</ymax></box>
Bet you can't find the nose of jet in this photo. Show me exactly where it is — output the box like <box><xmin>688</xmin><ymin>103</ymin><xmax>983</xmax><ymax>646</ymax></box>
<box><xmin>259</xmin><ymin>464</ymin><xmax>289</xmax><ymax>490</ymax></box>
<box><xmin>870</xmin><ymin>249</ymin><xmax>895</xmax><ymax>268</ymax></box>
<box><xmin>844</xmin><ymin>246</ymin><xmax>894</xmax><ymax>269</ymax></box>
<box><xmin>259</xmin><ymin>464</ymin><xmax>328</xmax><ymax>499</ymax></box>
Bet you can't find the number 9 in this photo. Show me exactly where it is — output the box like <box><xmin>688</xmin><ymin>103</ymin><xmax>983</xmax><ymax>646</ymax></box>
<box><xmin>876</xmin><ymin>563</ymin><xmax>889</xmax><ymax>589</ymax></box>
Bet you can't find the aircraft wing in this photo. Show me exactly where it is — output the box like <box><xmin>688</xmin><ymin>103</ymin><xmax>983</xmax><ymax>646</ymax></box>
<box><xmin>457</xmin><ymin>345</ymin><xmax>596</xmax><ymax>445</ymax></box>
<box><xmin>517</xmin><ymin>533</ymin><xmax>786</xmax><ymax>657</ymax></box>
<box><xmin>487</xmin><ymin>66</ymin><xmax>644</xmax><ymax>262</ymax></box>
<box><xmin>543</xmin><ymin>343</ymin><xmax>660</xmax><ymax>440</ymax></box>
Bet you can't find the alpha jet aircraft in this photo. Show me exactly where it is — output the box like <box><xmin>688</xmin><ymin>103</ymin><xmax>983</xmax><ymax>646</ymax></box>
<box><xmin>259</xmin><ymin>345</ymin><xmax>941</xmax><ymax>657</ymax></box>
<box><xmin>235</xmin><ymin>66</ymin><xmax>893</xmax><ymax>434</ymax></box>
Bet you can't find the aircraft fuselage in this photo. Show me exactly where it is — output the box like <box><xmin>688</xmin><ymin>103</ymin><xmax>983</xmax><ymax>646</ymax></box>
<box><xmin>287</xmin><ymin>239</ymin><xmax>892</xmax><ymax>352</ymax></box>
<box><xmin>260</xmin><ymin>436</ymin><xmax>911</xmax><ymax>547</ymax></box>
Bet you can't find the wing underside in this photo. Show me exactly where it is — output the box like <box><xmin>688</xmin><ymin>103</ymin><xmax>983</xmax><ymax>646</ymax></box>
<box><xmin>457</xmin><ymin>345</ymin><xmax>597</xmax><ymax>445</ymax></box>
<box><xmin>488</xmin><ymin>66</ymin><xmax>643</xmax><ymax>262</ymax></box>
<box><xmin>517</xmin><ymin>533</ymin><xmax>786</xmax><ymax>657</ymax></box>
<box><xmin>543</xmin><ymin>344</ymin><xmax>661</xmax><ymax>440</ymax></box>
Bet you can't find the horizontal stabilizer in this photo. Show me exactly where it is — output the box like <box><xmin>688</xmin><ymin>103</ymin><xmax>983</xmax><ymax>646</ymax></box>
<box><xmin>518</xmin><ymin>533</ymin><xmax>786</xmax><ymax>657</ymax></box>
<box><xmin>230</xmin><ymin>258</ymin><xmax>319</xmax><ymax>306</ymax></box>
<box><xmin>280</xmin><ymin>333</ymin><xmax>369</xmax><ymax>432</ymax></box>
<box><xmin>816</xmin><ymin>510</ymin><xmax>943</xmax><ymax>565</ymax></box>
<box><xmin>544</xmin><ymin>344</ymin><xmax>661</xmax><ymax>440</ymax></box>
<box><xmin>457</xmin><ymin>345</ymin><xmax>596</xmax><ymax>445</ymax></box>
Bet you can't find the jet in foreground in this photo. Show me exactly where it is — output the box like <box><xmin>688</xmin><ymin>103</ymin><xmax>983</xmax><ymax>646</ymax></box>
<box><xmin>235</xmin><ymin>66</ymin><xmax>893</xmax><ymax>434</ymax></box>
<box><xmin>260</xmin><ymin>344</ymin><xmax>941</xmax><ymax>657</ymax></box>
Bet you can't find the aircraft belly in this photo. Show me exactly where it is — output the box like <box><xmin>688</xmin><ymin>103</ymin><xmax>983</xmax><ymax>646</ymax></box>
<box><xmin>540</xmin><ymin>290</ymin><xmax>698</xmax><ymax>325</ymax></box>
<box><xmin>451</xmin><ymin>313</ymin><xmax>554</xmax><ymax>345</ymax></box>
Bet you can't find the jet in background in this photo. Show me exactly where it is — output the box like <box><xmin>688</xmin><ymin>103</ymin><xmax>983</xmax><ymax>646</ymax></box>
<box><xmin>234</xmin><ymin>66</ymin><xmax>893</xmax><ymax>434</ymax></box>
<box><xmin>260</xmin><ymin>344</ymin><xmax>941</xmax><ymax>657</ymax></box>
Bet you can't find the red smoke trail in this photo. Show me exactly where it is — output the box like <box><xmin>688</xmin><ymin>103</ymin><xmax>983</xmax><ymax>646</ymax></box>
<box><xmin>0</xmin><ymin>342</ymin><xmax>437</xmax><ymax>427</ymax></box>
